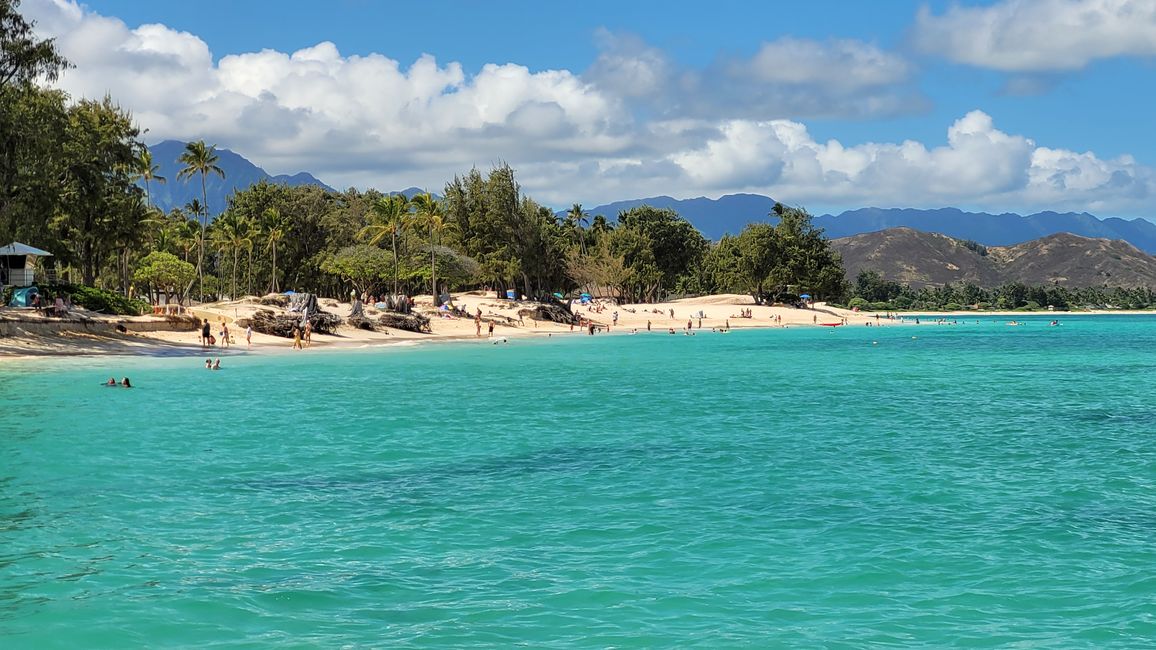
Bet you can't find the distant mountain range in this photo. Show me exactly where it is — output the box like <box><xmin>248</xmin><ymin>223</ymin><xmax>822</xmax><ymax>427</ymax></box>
<box><xmin>582</xmin><ymin>196</ymin><xmax>1156</xmax><ymax>253</ymax></box>
<box><xmin>832</xmin><ymin>227</ymin><xmax>1156</xmax><ymax>289</ymax></box>
<box><xmin>144</xmin><ymin>140</ymin><xmax>333</xmax><ymax>215</ymax></box>
<box><xmin>145</xmin><ymin>142</ymin><xmax>1156</xmax><ymax>255</ymax></box>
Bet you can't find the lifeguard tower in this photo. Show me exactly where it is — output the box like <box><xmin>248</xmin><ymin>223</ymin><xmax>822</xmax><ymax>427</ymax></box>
<box><xmin>0</xmin><ymin>242</ymin><xmax>53</xmax><ymax>288</ymax></box>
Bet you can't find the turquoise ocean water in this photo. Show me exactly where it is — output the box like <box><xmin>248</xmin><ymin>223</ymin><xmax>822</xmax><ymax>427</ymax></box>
<box><xmin>4</xmin><ymin>316</ymin><xmax>1156</xmax><ymax>647</ymax></box>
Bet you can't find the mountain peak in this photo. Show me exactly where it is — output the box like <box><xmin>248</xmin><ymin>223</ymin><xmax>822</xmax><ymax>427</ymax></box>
<box><xmin>144</xmin><ymin>141</ymin><xmax>334</xmax><ymax>216</ymax></box>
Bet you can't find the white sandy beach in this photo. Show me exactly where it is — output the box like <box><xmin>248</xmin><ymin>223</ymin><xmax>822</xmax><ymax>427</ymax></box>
<box><xmin>0</xmin><ymin>292</ymin><xmax>889</xmax><ymax>358</ymax></box>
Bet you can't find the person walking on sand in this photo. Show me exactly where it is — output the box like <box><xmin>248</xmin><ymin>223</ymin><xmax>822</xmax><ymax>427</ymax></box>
<box><xmin>488</xmin><ymin>321</ymin><xmax>495</xmax><ymax>338</ymax></box>
<box><xmin>245</xmin><ymin>325</ymin><xmax>252</xmax><ymax>347</ymax></box>
<box><xmin>303</xmin><ymin>320</ymin><xmax>312</xmax><ymax>347</ymax></box>
<box><xmin>475</xmin><ymin>314</ymin><xmax>482</xmax><ymax>337</ymax></box>
<box><xmin>220</xmin><ymin>318</ymin><xmax>230</xmax><ymax>348</ymax></box>
<box><xmin>292</xmin><ymin>326</ymin><xmax>302</xmax><ymax>350</ymax></box>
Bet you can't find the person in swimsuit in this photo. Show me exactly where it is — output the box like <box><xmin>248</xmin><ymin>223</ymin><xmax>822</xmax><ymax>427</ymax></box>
<box><xmin>201</xmin><ymin>319</ymin><xmax>211</xmax><ymax>347</ymax></box>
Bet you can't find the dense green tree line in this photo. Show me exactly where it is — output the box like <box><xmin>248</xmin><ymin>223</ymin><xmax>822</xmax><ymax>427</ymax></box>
<box><xmin>846</xmin><ymin>270</ymin><xmax>1156</xmax><ymax>311</ymax></box>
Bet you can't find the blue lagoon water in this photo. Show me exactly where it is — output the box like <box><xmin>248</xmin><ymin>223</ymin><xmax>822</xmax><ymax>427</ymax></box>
<box><xmin>4</xmin><ymin>316</ymin><xmax>1156</xmax><ymax>647</ymax></box>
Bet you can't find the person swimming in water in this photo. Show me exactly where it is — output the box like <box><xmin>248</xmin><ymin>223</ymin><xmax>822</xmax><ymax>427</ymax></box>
<box><xmin>105</xmin><ymin>377</ymin><xmax>117</xmax><ymax>386</ymax></box>
<box><xmin>121</xmin><ymin>377</ymin><xmax>132</xmax><ymax>388</ymax></box>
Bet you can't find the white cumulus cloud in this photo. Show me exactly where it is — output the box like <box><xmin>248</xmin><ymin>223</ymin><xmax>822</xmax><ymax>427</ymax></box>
<box><xmin>19</xmin><ymin>0</ymin><xmax>1156</xmax><ymax>217</ymax></box>
<box><xmin>914</xmin><ymin>0</ymin><xmax>1156</xmax><ymax>71</ymax></box>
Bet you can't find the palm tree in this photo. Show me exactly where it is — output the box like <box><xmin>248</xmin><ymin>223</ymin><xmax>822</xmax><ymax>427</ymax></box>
<box><xmin>359</xmin><ymin>193</ymin><xmax>411</xmax><ymax>296</ymax></box>
<box><xmin>175</xmin><ymin>211</ymin><xmax>200</xmax><ymax>263</ymax></box>
<box><xmin>243</xmin><ymin>216</ymin><xmax>258</xmax><ymax>296</ymax></box>
<box><xmin>566</xmin><ymin>203</ymin><xmax>589</xmax><ymax>256</ymax></box>
<box><xmin>177</xmin><ymin>140</ymin><xmax>225</xmax><ymax>301</ymax></box>
<box><xmin>411</xmin><ymin>192</ymin><xmax>447</xmax><ymax>304</ymax></box>
<box><xmin>262</xmin><ymin>207</ymin><xmax>286</xmax><ymax>293</ymax></box>
<box><xmin>135</xmin><ymin>147</ymin><xmax>166</xmax><ymax>210</ymax></box>
<box><xmin>211</xmin><ymin>211</ymin><xmax>250</xmax><ymax>299</ymax></box>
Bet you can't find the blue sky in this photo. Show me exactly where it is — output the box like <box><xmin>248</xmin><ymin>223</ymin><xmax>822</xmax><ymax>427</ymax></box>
<box><xmin>26</xmin><ymin>0</ymin><xmax>1156</xmax><ymax>216</ymax></box>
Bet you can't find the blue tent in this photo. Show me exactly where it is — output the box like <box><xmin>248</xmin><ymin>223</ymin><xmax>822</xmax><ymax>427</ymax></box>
<box><xmin>9</xmin><ymin>286</ymin><xmax>38</xmax><ymax>307</ymax></box>
<box><xmin>800</xmin><ymin>293</ymin><xmax>811</xmax><ymax>299</ymax></box>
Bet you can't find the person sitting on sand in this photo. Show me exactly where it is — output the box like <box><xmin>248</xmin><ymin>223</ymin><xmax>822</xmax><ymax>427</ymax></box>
<box><xmin>121</xmin><ymin>377</ymin><xmax>132</xmax><ymax>388</ymax></box>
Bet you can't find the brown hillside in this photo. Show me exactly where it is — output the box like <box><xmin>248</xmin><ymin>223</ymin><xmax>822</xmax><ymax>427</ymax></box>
<box><xmin>833</xmin><ymin>228</ymin><xmax>1156</xmax><ymax>288</ymax></box>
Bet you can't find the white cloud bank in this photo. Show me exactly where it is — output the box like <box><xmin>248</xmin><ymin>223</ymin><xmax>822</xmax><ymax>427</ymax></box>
<box><xmin>914</xmin><ymin>0</ymin><xmax>1156</xmax><ymax>71</ymax></box>
<box><xmin>22</xmin><ymin>0</ymin><xmax>1156</xmax><ymax>215</ymax></box>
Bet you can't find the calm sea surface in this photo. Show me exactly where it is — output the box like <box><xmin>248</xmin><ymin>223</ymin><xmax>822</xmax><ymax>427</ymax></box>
<box><xmin>4</xmin><ymin>316</ymin><xmax>1156</xmax><ymax>647</ymax></box>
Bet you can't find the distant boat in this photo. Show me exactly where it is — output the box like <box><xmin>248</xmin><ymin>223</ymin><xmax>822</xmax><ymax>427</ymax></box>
<box><xmin>820</xmin><ymin>322</ymin><xmax>843</xmax><ymax>327</ymax></box>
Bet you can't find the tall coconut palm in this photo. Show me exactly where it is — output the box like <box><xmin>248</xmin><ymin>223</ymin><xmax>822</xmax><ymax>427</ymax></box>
<box><xmin>411</xmin><ymin>192</ymin><xmax>446</xmax><ymax>304</ymax></box>
<box><xmin>262</xmin><ymin>207</ymin><xmax>286</xmax><ymax>293</ymax></box>
<box><xmin>177</xmin><ymin>140</ymin><xmax>225</xmax><ymax>301</ymax></box>
<box><xmin>211</xmin><ymin>211</ymin><xmax>250</xmax><ymax>299</ymax></box>
<box><xmin>243</xmin><ymin>216</ymin><xmax>258</xmax><ymax>296</ymax></box>
<box><xmin>135</xmin><ymin>147</ymin><xmax>166</xmax><ymax>210</ymax></box>
<box><xmin>175</xmin><ymin>212</ymin><xmax>200</xmax><ymax>263</ymax></box>
<box><xmin>359</xmin><ymin>193</ymin><xmax>411</xmax><ymax>296</ymax></box>
<box><xmin>566</xmin><ymin>203</ymin><xmax>588</xmax><ymax>256</ymax></box>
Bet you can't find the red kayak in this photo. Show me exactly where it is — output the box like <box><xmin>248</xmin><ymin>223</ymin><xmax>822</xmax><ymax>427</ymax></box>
<box><xmin>820</xmin><ymin>322</ymin><xmax>843</xmax><ymax>327</ymax></box>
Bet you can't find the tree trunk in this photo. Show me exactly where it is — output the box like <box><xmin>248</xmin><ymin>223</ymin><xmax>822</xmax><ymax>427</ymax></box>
<box><xmin>198</xmin><ymin>174</ymin><xmax>207</xmax><ymax>301</ymax></box>
<box><xmin>232</xmin><ymin>247</ymin><xmax>239</xmax><ymax>299</ymax></box>
<box><xmin>430</xmin><ymin>226</ymin><xmax>437</xmax><ymax>305</ymax></box>
<box><xmin>271</xmin><ymin>240</ymin><xmax>278</xmax><ymax>293</ymax></box>
<box><xmin>391</xmin><ymin>230</ymin><xmax>398</xmax><ymax>296</ymax></box>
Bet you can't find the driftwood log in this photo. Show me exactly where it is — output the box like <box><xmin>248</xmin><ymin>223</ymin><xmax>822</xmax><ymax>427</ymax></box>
<box><xmin>518</xmin><ymin>302</ymin><xmax>576</xmax><ymax>324</ymax></box>
<box><xmin>378</xmin><ymin>311</ymin><xmax>430</xmax><ymax>333</ymax></box>
<box><xmin>238</xmin><ymin>309</ymin><xmax>342</xmax><ymax>338</ymax></box>
<box><xmin>347</xmin><ymin>315</ymin><xmax>376</xmax><ymax>331</ymax></box>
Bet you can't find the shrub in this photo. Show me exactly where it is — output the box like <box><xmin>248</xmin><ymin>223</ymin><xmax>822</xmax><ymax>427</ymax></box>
<box><xmin>1015</xmin><ymin>301</ymin><xmax>1042</xmax><ymax>311</ymax></box>
<box><xmin>44</xmin><ymin>283</ymin><xmax>149</xmax><ymax>315</ymax></box>
<box><xmin>848</xmin><ymin>297</ymin><xmax>869</xmax><ymax>310</ymax></box>
<box><xmin>943</xmin><ymin>302</ymin><xmax>963</xmax><ymax>311</ymax></box>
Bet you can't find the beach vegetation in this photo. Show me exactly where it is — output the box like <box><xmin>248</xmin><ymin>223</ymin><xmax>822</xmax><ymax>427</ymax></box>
<box><xmin>844</xmin><ymin>277</ymin><xmax>1156</xmax><ymax>312</ymax></box>
<box><xmin>320</xmin><ymin>245</ymin><xmax>393</xmax><ymax>297</ymax></box>
<box><xmin>133</xmin><ymin>251</ymin><xmax>195</xmax><ymax>306</ymax></box>
<box><xmin>45</xmin><ymin>282</ymin><xmax>149</xmax><ymax>315</ymax></box>
<box><xmin>176</xmin><ymin>140</ymin><xmax>225</xmax><ymax>301</ymax></box>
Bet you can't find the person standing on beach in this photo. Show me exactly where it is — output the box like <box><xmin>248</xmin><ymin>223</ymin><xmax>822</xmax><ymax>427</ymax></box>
<box><xmin>220</xmin><ymin>318</ymin><xmax>230</xmax><ymax>347</ymax></box>
<box><xmin>304</xmin><ymin>321</ymin><xmax>312</xmax><ymax>347</ymax></box>
<box><xmin>488</xmin><ymin>321</ymin><xmax>495</xmax><ymax>338</ymax></box>
<box><xmin>201</xmin><ymin>319</ymin><xmax>211</xmax><ymax>347</ymax></box>
<box><xmin>245</xmin><ymin>325</ymin><xmax>252</xmax><ymax>347</ymax></box>
<box><xmin>475</xmin><ymin>314</ymin><xmax>482</xmax><ymax>337</ymax></box>
<box><xmin>292</xmin><ymin>326</ymin><xmax>302</xmax><ymax>349</ymax></box>
<box><xmin>647</xmin><ymin>320</ymin><xmax>651</xmax><ymax>332</ymax></box>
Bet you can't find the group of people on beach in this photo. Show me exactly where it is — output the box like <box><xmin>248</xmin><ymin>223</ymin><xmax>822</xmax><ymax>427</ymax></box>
<box><xmin>31</xmin><ymin>292</ymin><xmax>70</xmax><ymax>317</ymax></box>
<box><xmin>200</xmin><ymin>318</ymin><xmax>253</xmax><ymax>348</ymax></box>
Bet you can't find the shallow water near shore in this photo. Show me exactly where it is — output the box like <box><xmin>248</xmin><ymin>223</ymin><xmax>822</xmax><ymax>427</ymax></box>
<box><xmin>4</xmin><ymin>315</ymin><xmax>1156</xmax><ymax>647</ymax></box>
